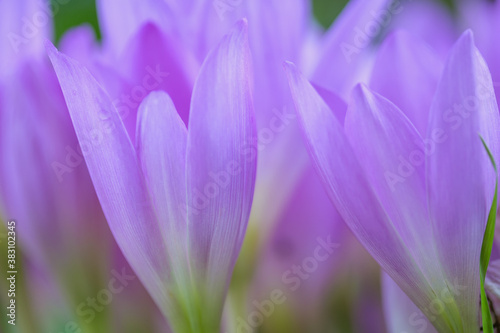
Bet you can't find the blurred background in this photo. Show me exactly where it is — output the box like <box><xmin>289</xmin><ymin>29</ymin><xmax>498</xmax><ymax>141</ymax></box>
<box><xmin>50</xmin><ymin>0</ymin><xmax>455</xmax><ymax>42</ymax></box>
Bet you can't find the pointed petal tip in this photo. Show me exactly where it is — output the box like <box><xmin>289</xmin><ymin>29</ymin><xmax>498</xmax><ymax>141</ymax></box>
<box><xmin>214</xmin><ymin>18</ymin><xmax>249</xmax><ymax>55</ymax></box>
<box><xmin>462</xmin><ymin>29</ymin><xmax>474</xmax><ymax>42</ymax></box>
<box><xmin>137</xmin><ymin>90</ymin><xmax>178</xmax><ymax>144</ymax></box>
<box><xmin>141</xmin><ymin>20</ymin><xmax>161</xmax><ymax>31</ymax></box>
<box><xmin>382</xmin><ymin>29</ymin><xmax>416</xmax><ymax>49</ymax></box>
<box><xmin>284</xmin><ymin>62</ymin><xmax>308</xmax><ymax>99</ymax></box>
<box><xmin>349</xmin><ymin>84</ymin><xmax>392</xmax><ymax>118</ymax></box>
<box><xmin>351</xmin><ymin>83</ymin><xmax>372</xmax><ymax>101</ymax></box>
<box><xmin>283</xmin><ymin>61</ymin><xmax>298</xmax><ymax>78</ymax></box>
<box><xmin>134</xmin><ymin>21</ymin><xmax>164</xmax><ymax>38</ymax></box>
<box><xmin>44</xmin><ymin>39</ymin><xmax>58</xmax><ymax>56</ymax></box>
<box><xmin>140</xmin><ymin>90</ymin><xmax>174</xmax><ymax>112</ymax></box>
<box><xmin>233</xmin><ymin>18</ymin><xmax>248</xmax><ymax>38</ymax></box>
<box><xmin>237</xmin><ymin>17</ymin><xmax>248</xmax><ymax>28</ymax></box>
<box><xmin>454</xmin><ymin>29</ymin><xmax>475</xmax><ymax>51</ymax></box>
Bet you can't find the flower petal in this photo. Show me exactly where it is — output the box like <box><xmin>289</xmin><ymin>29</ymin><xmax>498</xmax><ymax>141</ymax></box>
<box><xmin>0</xmin><ymin>0</ymin><xmax>53</xmax><ymax>75</ymax></box>
<box><xmin>58</xmin><ymin>25</ymin><xmax>99</xmax><ymax>67</ymax></box>
<box><xmin>369</xmin><ymin>30</ymin><xmax>443</xmax><ymax>136</ymax></box>
<box><xmin>345</xmin><ymin>84</ymin><xmax>450</xmax><ymax>296</ymax></box>
<box><xmin>382</xmin><ymin>272</ymin><xmax>437</xmax><ymax>333</ymax></box>
<box><xmin>388</xmin><ymin>0</ymin><xmax>456</xmax><ymax>59</ymax></box>
<box><xmin>458</xmin><ymin>1</ymin><xmax>500</xmax><ymax>104</ymax></box>
<box><xmin>118</xmin><ymin>22</ymin><xmax>196</xmax><ymax>133</ymax></box>
<box><xmin>311</xmin><ymin>0</ymin><xmax>390</xmax><ymax>97</ymax></box>
<box><xmin>96</xmin><ymin>0</ymin><xmax>174</xmax><ymax>56</ymax></box>
<box><xmin>136</xmin><ymin>91</ymin><xmax>189</xmax><ymax>281</ymax></box>
<box><xmin>46</xmin><ymin>42</ymin><xmax>177</xmax><ymax>319</ymax></box>
<box><xmin>185</xmin><ymin>19</ymin><xmax>257</xmax><ymax>318</ymax></box>
<box><xmin>312</xmin><ymin>83</ymin><xmax>348</xmax><ymax>124</ymax></box>
<box><xmin>285</xmin><ymin>61</ymin><xmax>443</xmax><ymax>327</ymax></box>
<box><xmin>426</xmin><ymin>30</ymin><xmax>500</xmax><ymax>330</ymax></box>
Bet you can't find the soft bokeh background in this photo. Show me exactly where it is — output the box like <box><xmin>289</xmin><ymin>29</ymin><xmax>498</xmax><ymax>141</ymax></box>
<box><xmin>50</xmin><ymin>0</ymin><xmax>455</xmax><ymax>42</ymax></box>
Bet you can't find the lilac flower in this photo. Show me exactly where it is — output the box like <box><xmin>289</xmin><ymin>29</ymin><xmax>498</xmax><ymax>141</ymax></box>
<box><xmin>46</xmin><ymin>20</ymin><xmax>257</xmax><ymax>332</ymax></box>
<box><xmin>287</xmin><ymin>30</ymin><xmax>500</xmax><ymax>331</ymax></box>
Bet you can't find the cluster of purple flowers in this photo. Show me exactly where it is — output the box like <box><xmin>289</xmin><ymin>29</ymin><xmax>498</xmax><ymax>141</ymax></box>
<box><xmin>2</xmin><ymin>0</ymin><xmax>500</xmax><ymax>332</ymax></box>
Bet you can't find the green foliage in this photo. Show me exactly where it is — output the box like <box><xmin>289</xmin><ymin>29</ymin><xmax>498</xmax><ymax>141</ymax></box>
<box><xmin>312</xmin><ymin>0</ymin><xmax>349</xmax><ymax>29</ymax></box>
<box><xmin>479</xmin><ymin>137</ymin><xmax>498</xmax><ymax>333</ymax></box>
<box><xmin>51</xmin><ymin>0</ymin><xmax>100</xmax><ymax>43</ymax></box>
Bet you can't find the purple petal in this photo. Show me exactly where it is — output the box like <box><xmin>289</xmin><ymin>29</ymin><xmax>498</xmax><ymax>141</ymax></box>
<box><xmin>458</xmin><ymin>1</ymin><xmax>500</xmax><ymax>104</ymax></box>
<box><xmin>312</xmin><ymin>83</ymin><xmax>348</xmax><ymax>124</ymax></box>
<box><xmin>388</xmin><ymin>0</ymin><xmax>456</xmax><ymax>59</ymax></box>
<box><xmin>96</xmin><ymin>0</ymin><xmax>174</xmax><ymax>56</ymax></box>
<box><xmin>345</xmin><ymin>84</ymin><xmax>448</xmax><ymax>293</ymax></box>
<box><xmin>245</xmin><ymin>0</ymin><xmax>310</xmax><ymax>127</ymax></box>
<box><xmin>0</xmin><ymin>0</ymin><xmax>53</xmax><ymax>75</ymax></box>
<box><xmin>369</xmin><ymin>30</ymin><xmax>443</xmax><ymax>136</ymax></box>
<box><xmin>118</xmin><ymin>22</ymin><xmax>196</xmax><ymax>135</ymax></box>
<box><xmin>285</xmin><ymin>61</ymin><xmax>441</xmax><ymax>322</ymax></box>
<box><xmin>426</xmin><ymin>30</ymin><xmax>500</xmax><ymax>330</ymax></box>
<box><xmin>382</xmin><ymin>272</ymin><xmax>437</xmax><ymax>333</ymax></box>
<box><xmin>0</xmin><ymin>61</ymin><xmax>107</xmax><ymax>269</ymax></box>
<box><xmin>58</xmin><ymin>25</ymin><xmax>99</xmax><ymax>67</ymax></box>
<box><xmin>136</xmin><ymin>91</ymin><xmax>189</xmax><ymax>277</ymax></box>
<box><xmin>311</xmin><ymin>0</ymin><xmax>390</xmax><ymax>97</ymax></box>
<box><xmin>185</xmin><ymin>20</ymin><xmax>257</xmax><ymax>311</ymax></box>
<box><xmin>46</xmin><ymin>42</ymin><xmax>176</xmax><ymax>318</ymax></box>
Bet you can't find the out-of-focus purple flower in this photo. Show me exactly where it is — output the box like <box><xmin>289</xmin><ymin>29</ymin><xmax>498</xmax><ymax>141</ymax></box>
<box><xmin>387</xmin><ymin>0</ymin><xmax>500</xmax><ymax>103</ymax></box>
<box><xmin>384</xmin><ymin>0</ymin><xmax>456</xmax><ymax>60</ymax></box>
<box><xmin>311</xmin><ymin>0</ymin><xmax>392</xmax><ymax>98</ymax></box>
<box><xmin>287</xmin><ymin>30</ymin><xmax>500</xmax><ymax>331</ymax></box>
<box><xmin>0</xmin><ymin>0</ymin><xmax>51</xmax><ymax>77</ymax></box>
<box><xmin>46</xmin><ymin>20</ymin><xmax>257</xmax><ymax>332</ymax></box>
<box><xmin>0</xmin><ymin>2</ymin><xmax>159</xmax><ymax>332</ymax></box>
<box><xmin>248</xmin><ymin>168</ymin><xmax>345</xmax><ymax>327</ymax></box>
<box><xmin>458</xmin><ymin>0</ymin><xmax>500</xmax><ymax>103</ymax></box>
<box><xmin>368</xmin><ymin>29</ymin><xmax>444</xmax><ymax>137</ymax></box>
<box><xmin>0</xmin><ymin>0</ymin><xmax>111</xmax><ymax>287</ymax></box>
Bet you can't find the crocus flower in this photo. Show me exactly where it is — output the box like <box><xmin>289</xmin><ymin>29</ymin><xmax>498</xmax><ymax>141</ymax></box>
<box><xmin>46</xmin><ymin>20</ymin><xmax>257</xmax><ymax>332</ymax></box>
<box><xmin>287</xmin><ymin>30</ymin><xmax>500</xmax><ymax>331</ymax></box>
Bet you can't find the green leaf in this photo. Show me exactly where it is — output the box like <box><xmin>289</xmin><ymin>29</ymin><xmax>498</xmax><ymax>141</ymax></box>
<box><xmin>479</xmin><ymin>136</ymin><xmax>498</xmax><ymax>333</ymax></box>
